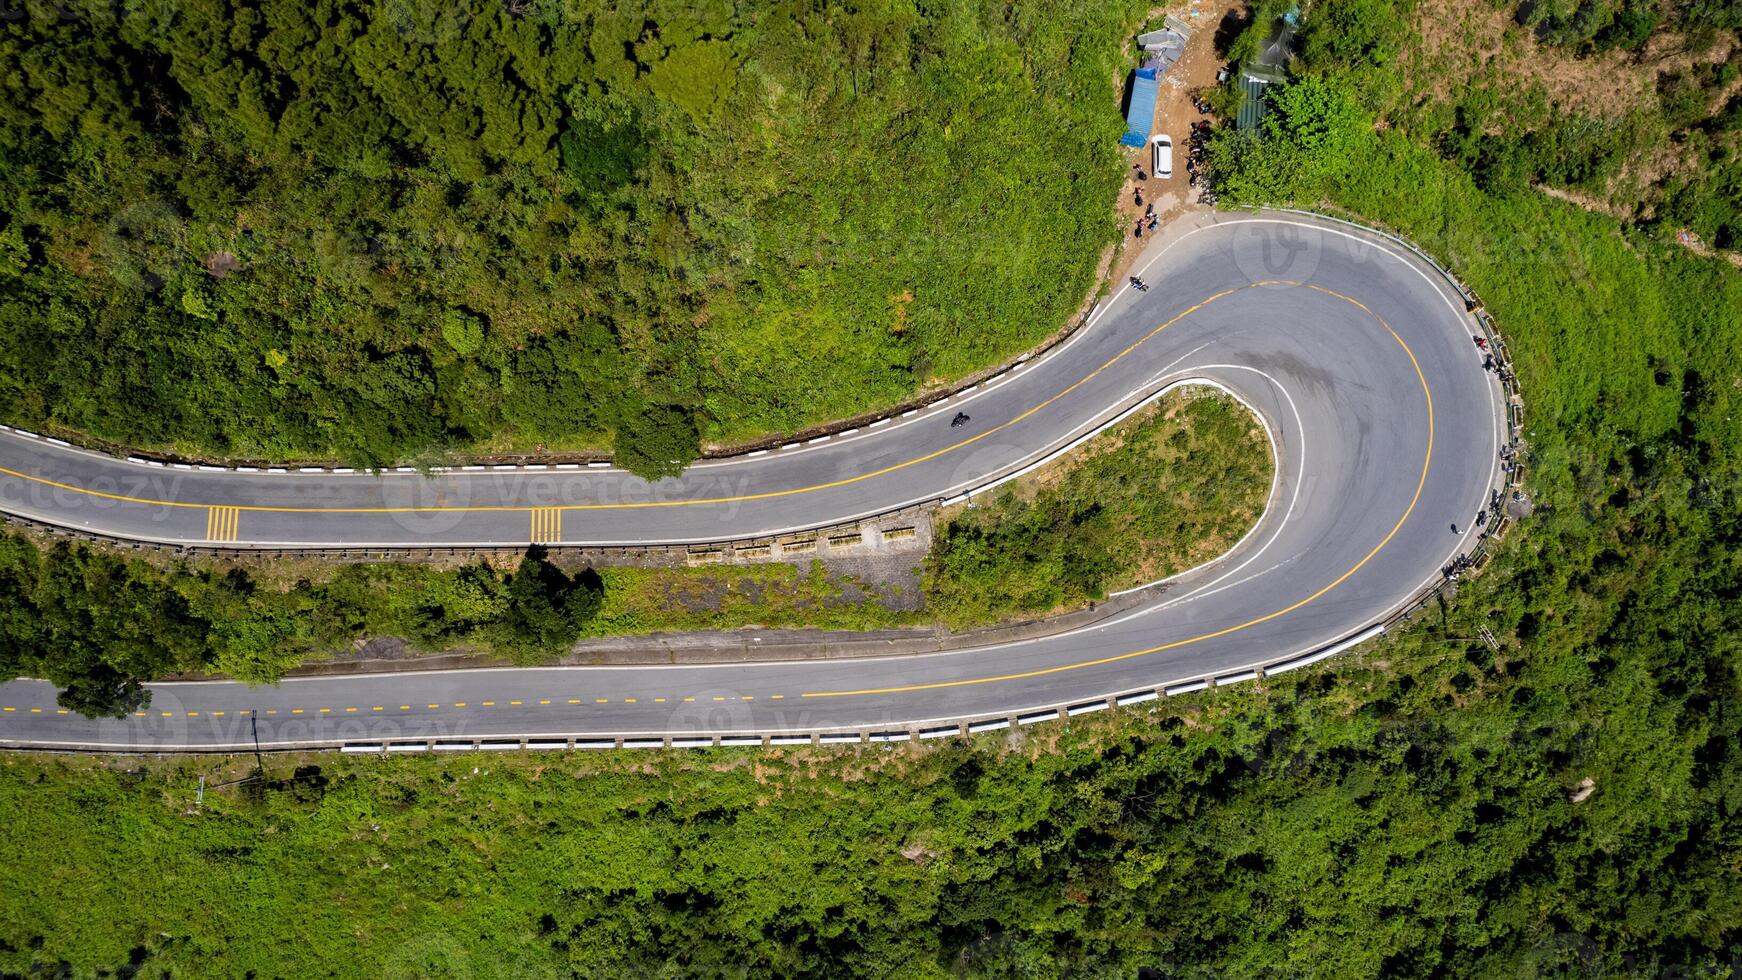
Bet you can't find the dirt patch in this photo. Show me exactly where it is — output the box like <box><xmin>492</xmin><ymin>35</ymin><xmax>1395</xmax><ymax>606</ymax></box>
<box><xmin>203</xmin><ymin>251</ymin><xmax>241</xmax><ymax>279</ymax></box>
<box><xmin>1407</xmin><ymin>3</ymin><xmax>1660</xmax><ymax>120</ymax></box>
<box><xmin>1109</xmin><ymin>0</ymin><xmax>1244</xmax><ymax>287</ymax></box>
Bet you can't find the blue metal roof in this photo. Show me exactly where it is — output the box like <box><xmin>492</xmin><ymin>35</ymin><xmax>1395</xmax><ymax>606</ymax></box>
<box><xmin>1120</xmin><ymin>68</ymin><xmax>1158</xmax><ymax>147</ymax></box>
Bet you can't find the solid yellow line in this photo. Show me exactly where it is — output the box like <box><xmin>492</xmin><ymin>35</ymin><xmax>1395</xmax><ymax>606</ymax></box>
<box><xmin>0</xmin><ymin>286</ymin><xmax>1251</xmax><ymax>518</ymax></box>
<box><xmin>803</xmin><ymin>284</ymin><xmax>1435</xmax><ymax>699</ymax></box>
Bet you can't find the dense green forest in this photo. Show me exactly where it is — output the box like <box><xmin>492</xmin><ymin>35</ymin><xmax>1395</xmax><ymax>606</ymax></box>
<box><xmin>1</xmin><ymin>0</ymin><xmax>1741</xmax><ymax>973</ymax></box>
<box><xmin>0</xmin><ymin>0</ymin><xmax>1140</xmax><ymax>473</ymax></box>
<box><xmin>0</xmin><ymin>603</ymin><xmax>1736</xmax><ymax>978</ymax></box>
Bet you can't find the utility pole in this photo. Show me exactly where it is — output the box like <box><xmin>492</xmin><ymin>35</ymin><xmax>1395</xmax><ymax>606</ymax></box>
<box><xmin>250</xmin><ymin>714</ymin><xmax>266</xmax><ymax>777</ymax></box>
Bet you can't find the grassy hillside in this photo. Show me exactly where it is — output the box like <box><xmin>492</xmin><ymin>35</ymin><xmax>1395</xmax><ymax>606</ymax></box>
<box><xmin>0</xmin><ymin>0</ymin><xmax>1143</xmax><ymax>473</ymax></box>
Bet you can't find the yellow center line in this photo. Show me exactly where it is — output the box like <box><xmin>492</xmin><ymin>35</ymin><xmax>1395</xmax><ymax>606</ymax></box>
<box><xmin>0</xmin><ymin>287</ymin><xmax>1245</xmax><ymax>517</ymax></box>
<box><xmin>803</xmin><ymin>284</ymin><xmax>1436</xmax><ymax>699</ymax></box>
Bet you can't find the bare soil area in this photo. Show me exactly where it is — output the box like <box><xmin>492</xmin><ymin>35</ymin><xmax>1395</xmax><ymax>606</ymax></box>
<box><xmin>1109</xmin><ymin>0</ymin><xmax>1244</xmax><ymax>286</ymax></box>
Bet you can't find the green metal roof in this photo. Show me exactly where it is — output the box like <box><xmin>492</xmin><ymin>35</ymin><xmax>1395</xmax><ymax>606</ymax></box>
<box><xmin>1236</xmin><ymin>73</ymin><xmax>1271</xmax><ymax>133</ymax></box>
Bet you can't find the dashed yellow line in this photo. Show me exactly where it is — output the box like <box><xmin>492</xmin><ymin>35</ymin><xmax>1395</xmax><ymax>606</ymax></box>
<box><xmin>0</xmin><ymin>283</ymin><xmax>1445</xmax><ymax>716</ymax></box>
<box><xmin>6</xmin><ymin>689</ymin><xmax>811</xmax><ymax>722</ymax></box>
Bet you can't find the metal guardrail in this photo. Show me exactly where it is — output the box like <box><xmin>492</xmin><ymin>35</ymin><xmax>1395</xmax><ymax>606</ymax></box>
<box><xmin>1</xmin><ymin>210</ymin><xmax>1530</xmax><ymax>756</ymax></box>
<box><xmin>22</xmin><ymin>623</ymin><xmax>1390</xmax><ymax>757</ymax></box>
<box><xmin>1268</xmin><ymin>207</ymin><xmax>1529</xmax><ymax>634</ymax></box>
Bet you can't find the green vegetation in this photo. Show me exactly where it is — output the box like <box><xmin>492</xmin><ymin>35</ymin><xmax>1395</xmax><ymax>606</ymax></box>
<box><xmin>925</xmin><ymin>392</ymin><xmax>1271</xmax><ymax>627</ymax></box>
<box><xmin>2</xmin><ymin>611</ymin><xmax>1739</xmax><ymax>978</ymax></box>
<box><xmin>0</xmin><ymin>539</ymin><xmax>604</xmax><ymax>715</ymax></box>
<box><xmin>1</xmin><ymin>0</ymin><xmax>1740</xmax><ymax>973</ymax></box>
<box><xmin>0</xmin><ymin>392</ymin><xmax>1269</xmax><ymax>713</ymax></box>
<box><xmin>1231</xmin><ymin>0</ymin><xmax>1742</xmax><ymax>250</ymax></box>
<box><xmin>594</xmin><ymin>561</ymin><xmax>915</xmax><ymax>636</ymax></box>
<box><xmin>0</xmin><ymin>0</ymin><xmax>1143</xmax><ymax>474</ymax></box>
<box><xmin>1186</xmin><ymin>0</ymin><xmax>1742</xmax><ymax>967</ymax></box>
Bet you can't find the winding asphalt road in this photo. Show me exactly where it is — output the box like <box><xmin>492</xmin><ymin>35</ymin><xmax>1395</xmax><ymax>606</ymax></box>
<box><xmin>0</xmin><ymin>211</ymin><xmax>1507</xmax><ymax>751</ymax></box>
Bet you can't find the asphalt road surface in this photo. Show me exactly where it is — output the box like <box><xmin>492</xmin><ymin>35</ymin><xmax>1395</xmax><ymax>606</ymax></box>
<box><xmin>0</xmin><ymin>211</ymin><xmax>1507</xmax><ymax>751</ymax></box>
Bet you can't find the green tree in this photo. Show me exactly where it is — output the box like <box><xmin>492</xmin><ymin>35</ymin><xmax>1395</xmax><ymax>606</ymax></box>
<box><xmin>613</xmin><ymin>403</ymin><xmax>702</xmax><ymax>480</ymax></box>
<box><xmin>495</xmin><ymin>547</ymin><xmax>604</xmax><ymax>656</ymax></box>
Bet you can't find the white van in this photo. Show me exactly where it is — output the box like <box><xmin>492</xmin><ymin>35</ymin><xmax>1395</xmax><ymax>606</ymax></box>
<box><xmin>1151</xmin><ymin>134</ymin><xmax>1174</xmax><ymax>179</ymax></box>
